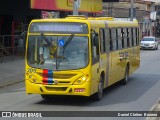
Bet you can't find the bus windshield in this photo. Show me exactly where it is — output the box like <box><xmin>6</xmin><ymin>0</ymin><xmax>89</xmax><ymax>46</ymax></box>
<box><xmin>27</xmin><ymin>35</ymin><xmax>89</xmax><ymax>70</ymax></box>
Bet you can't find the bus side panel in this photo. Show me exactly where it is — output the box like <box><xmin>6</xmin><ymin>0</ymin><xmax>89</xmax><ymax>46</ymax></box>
<box><xmin>108</xmin><ymin>51</ymin><xmax>120</xmax><ymax>86</ymax></box>
<box><xmin>91</xmin><ymin>63</ymin><xmax>100</xmax><ymax>95</ymax></box>
<box><xmin>98</xmin><ymin>53</ymin><xmax>109</xmax><ymax>88</ymax></box>
<box><xmin>130</xmin><ymin>46</ymin><xmax>140</xmax><ymax>75</ymax></box>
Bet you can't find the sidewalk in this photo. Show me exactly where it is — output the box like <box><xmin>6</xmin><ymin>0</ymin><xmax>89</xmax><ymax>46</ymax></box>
<box><xmin>0</xmin><ymin>59</ymin><xmax>25</xmax><ymax>87</ymax></box>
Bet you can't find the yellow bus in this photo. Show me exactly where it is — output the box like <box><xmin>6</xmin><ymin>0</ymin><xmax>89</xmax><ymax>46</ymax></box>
<box><xmin>25</xmin><ymin>16</ymin><xmax>140</xmax><ymax>101</ymax></box>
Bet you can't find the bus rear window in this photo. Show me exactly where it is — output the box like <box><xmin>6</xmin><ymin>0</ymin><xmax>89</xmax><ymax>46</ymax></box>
<box><xmin>29</xmin><ymin>22</ymin><xmax>88</xmax><ymax>34</ymax></box>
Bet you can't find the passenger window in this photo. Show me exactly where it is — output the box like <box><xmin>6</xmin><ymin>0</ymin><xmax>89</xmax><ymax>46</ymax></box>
<box><xmin>126</xmin><ymin>28</ymin><xmax>130</xmax><ymax>47</ymax></box>
<box><xmin>111</xmin><ymin>29</ymin><xmax>118</xmax><ymax>51</ymax></box>
<box><xmin>91</xmin><ymin>29</ymin><xmax>99</xmax><ymax>58</ymax></box>
<box><xmin>100</xmin><ymin>28</ymin><xmax>106</xmax><ymax>53</ymax></box>
<box><xmin>109</xmin><ymin>29</ymin><xmax>113</xmax><ymax>51</ymax></box>
<box><xmin>123</xmin><ymin>28</ymin><xmax>127</xmax><ymax>48</ymax></box>
<box><xmin>117</xmin><ymin>28</ymin><xmax>122</xmax><ymax>49</ymax></box>
<box><xmin>136</xmin><ymin>28</ymin><xmax>140</xmax><ymax>45</ymax></box>
<box><xmin>121</xmin><ymin>28</ymin><xmax>124</xmax><ymax>48</ymax></box>
<box><xmin>131</xmin><ymin>28</ymin><xmax>134</xmax><ymax>46</ymax></box>
<box><xmin>104</xmin><ymin>29</ymin><xmax>110</xmax><ymax>53</ymax></box>
<box><xmin>128</xmin><ymin>28</ymin><xmax>132</xmax><ymax>47</ymax></box>
<box><xmin>133</xmin><ymin>28</ymin><xmax>136</xmax><ymax>46</ymax></box>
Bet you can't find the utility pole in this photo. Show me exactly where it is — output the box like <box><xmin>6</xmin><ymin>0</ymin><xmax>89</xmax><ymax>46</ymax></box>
<box><xmin>150</xmin><ymin>2</ymin><xmax>155</xmax><ymax>36</ymax></box>
<box><xmin>108</xmin><ymin>2</ymin><xmax>113</xmax><ymax>17</ymax></box>
<box><xmin>73</xmin><ymin>0</ymin><xmax>81</xmax><ymax>15</ymax></box>
<box><xmin>130</xmin><ymin>0</ymin><xmax>134</xmax><ymax>21</ymax></box>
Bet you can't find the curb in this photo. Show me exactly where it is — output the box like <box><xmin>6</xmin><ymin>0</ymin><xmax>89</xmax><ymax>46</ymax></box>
<box><xmin>146</xmin><ymin>99</ymin><xmax>160</xmax><ymax>120</ymax></box>
<box><xmin>0</xmin><ymin>80</ymin><xmax>24</xmax><ymax>88</ymax></box>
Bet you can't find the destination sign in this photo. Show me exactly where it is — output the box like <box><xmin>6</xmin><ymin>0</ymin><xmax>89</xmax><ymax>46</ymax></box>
<box><xmin>29</xmin><ymin>22</ymin><xmax>88</xmax><ymax>34</ymax></box>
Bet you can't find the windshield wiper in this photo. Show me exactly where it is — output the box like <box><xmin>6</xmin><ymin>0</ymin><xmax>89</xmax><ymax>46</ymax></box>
<box><xmin>41</xmin><ymin>33</ymin><xmax>51</xmax><ymax>46</ymax></box>
<box><xmin>62</xmin><ymin>34</ymin><xmax>74</xmax><ymax>56</ymax></box>
<box><xmin>56</xmin><ymin>34</ymin><xmax>74</xmax><ymax>69</ymax></box>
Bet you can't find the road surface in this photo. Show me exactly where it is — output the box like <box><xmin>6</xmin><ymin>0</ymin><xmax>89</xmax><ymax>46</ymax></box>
<box><xmin>0</xmin><ymin>48</ymin><xmax>160</xmax><ymax>120</ymax></box>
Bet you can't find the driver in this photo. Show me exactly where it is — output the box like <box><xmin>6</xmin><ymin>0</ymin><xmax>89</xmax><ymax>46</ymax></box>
<box><xmin>39</xmin><ymin>40</ymin><xmax>57</xmax><ymax>64</ymax></box>
<box><xmin>50</xmin><ymin>41</ymin><xmax>57</xmax><ymax>58</ymax></box>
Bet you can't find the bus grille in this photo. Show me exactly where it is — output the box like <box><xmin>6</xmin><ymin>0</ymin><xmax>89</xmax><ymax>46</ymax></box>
<box><xmin>38</xmin><ymin>73</ymin><xmax>77</xmax><ymax>79</ymax></box>
<box><xmin>53</xmin><ymin>74</ymin><xmax>77</xmax><ymax>79</ymax></box>
<box><xmin>45</xmin><ymin>86</ymin><xmax>67</xmax><ymax>91</ymax></box>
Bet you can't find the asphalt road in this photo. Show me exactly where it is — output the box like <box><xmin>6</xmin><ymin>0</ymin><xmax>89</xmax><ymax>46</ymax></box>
<box><xmin>0</xmin><ymin>48</ymin><xmax>160</xmax><ymax>120</ymax></box>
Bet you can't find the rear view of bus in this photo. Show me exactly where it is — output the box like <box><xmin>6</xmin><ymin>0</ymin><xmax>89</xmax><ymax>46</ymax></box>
<box><xmin>25</xmin><ymin>18</ymin><xmax>92</xmax><ymax>100</ymax></box>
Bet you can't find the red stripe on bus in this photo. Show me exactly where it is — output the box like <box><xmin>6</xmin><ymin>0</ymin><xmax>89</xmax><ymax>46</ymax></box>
<box><xmin>43</xmin><ymin>69</ymin><xmax>48</xmax><ymax>84</ymax></box>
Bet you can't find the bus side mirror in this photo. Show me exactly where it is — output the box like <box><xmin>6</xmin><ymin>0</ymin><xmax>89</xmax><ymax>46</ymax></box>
<box><xmin>20</xmin><ymin>31</ymin><xmax>27</xmax><ymax>40</ymax></box>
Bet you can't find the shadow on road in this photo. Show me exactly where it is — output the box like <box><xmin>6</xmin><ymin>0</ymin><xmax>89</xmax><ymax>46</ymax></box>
<box><xmin>35</xmin><ymin>73</ymin><xmax>160</xmax><ymax>107</ymax></box>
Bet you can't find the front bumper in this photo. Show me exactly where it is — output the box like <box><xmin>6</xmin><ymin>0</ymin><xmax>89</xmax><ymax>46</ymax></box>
<box><xmin>26</xmin><ymin>80</ymin><xmax>91</xmax><ymax>96</ymax></box>
<box><xmin>140</xmin><ymin>45</ymin><xmax>156</xmax><ymax>49</ymax></box>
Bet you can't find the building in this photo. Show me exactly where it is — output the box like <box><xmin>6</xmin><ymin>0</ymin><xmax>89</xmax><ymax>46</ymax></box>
<box><xmin>102</xmin><ymin>0</ymin><xmax>160</xmax><ymax>37</ymax></box>
<box><xmin>155</xmin><ymin>3</ymin><xmax>160</xmax><ymax>36</ymax></box>
<box><xmin>0</xmin><ymin>0</ymin><xmax>102</xmax><ymax>36</ymax></box>
<box><xmin>0</xmin><ymin>0</ymin><xmax>159</xmax><ymax>37</ymax></box>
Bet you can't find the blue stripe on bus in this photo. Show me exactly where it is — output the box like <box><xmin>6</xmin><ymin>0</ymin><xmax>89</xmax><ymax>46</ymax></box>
<box><xmin>48</xmin><ymin>70</ymin><xmax>53</xmax><ymax>84</ymax></box>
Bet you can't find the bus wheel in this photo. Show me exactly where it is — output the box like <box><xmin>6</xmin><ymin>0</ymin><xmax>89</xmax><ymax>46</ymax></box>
<box><xmin>92</xmin><ymin>76</ymin><xmax>104</xmax><ymax>101</ymax></box>
<box><xmin>121</xmin><ymin>66</ymin><xmax>129</xmax><ymax>85</ymax></box>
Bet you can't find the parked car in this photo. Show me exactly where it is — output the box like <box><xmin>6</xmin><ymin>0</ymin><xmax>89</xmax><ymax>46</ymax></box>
<box><xmin>140</xmin><ymin>36</ymin><xmax>159</xmax><ymax>50</ymax></box>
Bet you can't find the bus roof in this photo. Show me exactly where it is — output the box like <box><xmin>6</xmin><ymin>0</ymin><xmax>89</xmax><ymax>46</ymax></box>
<box><xmin>30</xmin><ymin>16</ymin><xmax>139</xmax><ymax>29</ymax></box>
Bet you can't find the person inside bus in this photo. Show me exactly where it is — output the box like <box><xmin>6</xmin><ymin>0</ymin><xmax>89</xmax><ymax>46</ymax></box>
<box><xmin>39</xmin><ymin>41</ymin><xmax>50</xmax><ymax>64</ymax></box>
<box><xmin>50</xmin><ymin>40</ymin><xmax>57</xmax><ymax>58</ymax></box>
<box><xmin>39</xmin><ymin>40</ymin><xmax>57</xmax><ymax>64</ymax></box>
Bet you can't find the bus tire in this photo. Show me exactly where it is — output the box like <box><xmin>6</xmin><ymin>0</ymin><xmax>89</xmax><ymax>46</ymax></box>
<box><xmin>121</xmin><ymin>65</ymin><xmax>129</xmax><ymax>85</ymax></box>
<box><xmin>92</xmin><ymin>76</ymin><xmax>104</xmax><ymax>101</ymax></box>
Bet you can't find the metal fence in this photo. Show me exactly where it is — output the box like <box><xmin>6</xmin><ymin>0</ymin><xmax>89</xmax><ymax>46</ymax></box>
<box><xmin>0</xmin><ymin>35</ymin><xmax>25</xmax><ymax>63</ymax></box>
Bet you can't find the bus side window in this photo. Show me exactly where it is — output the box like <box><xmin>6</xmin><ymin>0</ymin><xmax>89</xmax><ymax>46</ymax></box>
<box><xmin>109</xmin><ymin>29</ymin><xmax>113</xmax><ymax>51</ymax></box>
<box><xmin>136</xmin><ymin>28</ymin><xmax>139</xmax><ymax>45</ymax></box>
<box><xmin>133</xmin><ymin>28</ymin><xmax>136</xmax><ymax>46</ymax></box>
<box><xmin>111</xmin><ymin>29</ymin><xmax>118</xmax><ymax>51</ymax></box>
<box><xmin>131</xmin><ymin>28</ymin><xmax>134</xmax><ymax>46</ymax></box>
<box><xmin>100</xmin><ymin>28</ymin><xmax>106</xmax><ymax>53</ymax></box>
<box><xmin>91</xmin><ymin>31</ymin><xmax>99</xmax><ymax>58</ymax></box>
<box><xmin>126</xmin><ymin>28</ymin><xmax>130</xmax><ymax>47</ymax></box>
<box><xmin>105</xmin><ymin>29</ymin><xmax>110</xmax><ymax>53</ymax></box>
<box><xmin>128</xmin><ymin>28</ymin><xmax>132</xmax><ymax>47</ymax></box>
<box><xmin>123</xmin><ymin>28</ymin><xmax>128</xmax><ymax>48</ymax></box>
<box><xmin>117</xmin><ymin>28</ymin><xmax>122</xmax><ymax>49</ymax></box>
<box><xmin>121</xmin><ymin>28</ymin><xmax>124</xmax><ymax>48</ymax></box>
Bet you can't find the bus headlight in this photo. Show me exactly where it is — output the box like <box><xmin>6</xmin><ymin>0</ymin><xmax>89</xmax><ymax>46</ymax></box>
<box><xmin>27</xmin><ymin>74</ymin><xmax>41</xmax><ymax>83</ymax></box>
<box><xmin>73</xmin><ymin>75</ymin><xmax>89</xmax><ymax>85</ymax></box>
<box><xmin>29</xmin><ymin>75</ymin><xmax>37</xmax><ymax>83</ymax></box>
